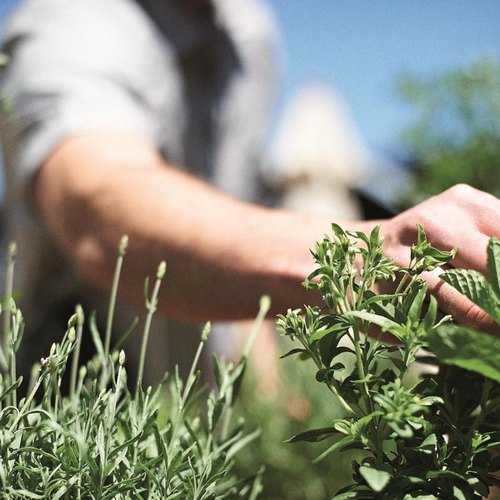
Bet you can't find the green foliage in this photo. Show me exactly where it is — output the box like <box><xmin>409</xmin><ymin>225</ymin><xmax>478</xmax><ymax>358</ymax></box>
<box><xmin>277</xmin><ymin>224</ymin><xmax>500</xmax><ymax>498</ymax></box>
<box><xmin>0</xmin><ymin>239</ymin><xmax>262</xmax><ymax>499</ymax></box>
<box><xmin>432</xmin><ymin>237</ymin><xmax>500</xmax><ymax>382</ymax></box>
<box><xmin>397</xmin><ymin>56</ymin><xmax>500</xmax><ymax>205</ymax></box>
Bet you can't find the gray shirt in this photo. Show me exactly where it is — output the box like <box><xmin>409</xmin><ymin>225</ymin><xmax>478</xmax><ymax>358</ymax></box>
<box><xmin>0</xmin><ymin>0</ymin><xmax>279</xmax><ymax>378</ymax></box>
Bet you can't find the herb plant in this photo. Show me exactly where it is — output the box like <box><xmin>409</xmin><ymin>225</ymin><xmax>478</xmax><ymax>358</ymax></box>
<box><xmin>0</xmin><ymin>237</ymin><xmax>264</xmax><ymax>499</ymax></box>
<box><xmin>278</xmin><ymin>224</ymin><xmax>500</xmax><ymax>499</ymax></box>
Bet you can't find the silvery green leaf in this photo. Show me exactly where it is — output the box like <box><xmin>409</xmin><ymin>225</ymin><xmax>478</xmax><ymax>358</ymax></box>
<box><xmin>226</xmin><ymin>428</ymin><xmax>261</xmax><ymax>461</ymax></box>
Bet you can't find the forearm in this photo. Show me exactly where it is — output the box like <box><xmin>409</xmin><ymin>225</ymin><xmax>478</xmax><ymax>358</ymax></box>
<box><xmin>35</xmin><ymin>131</ymin><xmax>374</xmax><ymax>321</ymax></box>
<box><xmin>37</xmin><ymin>132</ymin><xmax>500</xmax><ymax>332</ymax></box>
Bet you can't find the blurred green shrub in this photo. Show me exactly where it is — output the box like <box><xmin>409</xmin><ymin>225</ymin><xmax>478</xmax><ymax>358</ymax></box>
<box><xmin>233</xmin><ymin>337</ymin><xmax>361</xmax><ymax>500</ymax></box>
<box><xmin>397</xmin><ymin>56</ymin><xmax>500</xmax><ymax>206</ymax></box>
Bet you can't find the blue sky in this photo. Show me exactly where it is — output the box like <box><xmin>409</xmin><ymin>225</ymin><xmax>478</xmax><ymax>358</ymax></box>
<box><xmin>267</xmin><ymin>0</ymin><xmax>500</xmax><ymax>162</ymax></box>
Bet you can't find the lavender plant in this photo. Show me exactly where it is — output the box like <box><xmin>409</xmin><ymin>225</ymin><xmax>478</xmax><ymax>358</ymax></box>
<box><xmin>0</xmin><ymin>238</ymin><xmax>264</xmax><ymax>499</ymax></box>
<box><xmin>278</xmin><ymin>224</ymin><xmax>500</xmax><ymax>499</ymax></box>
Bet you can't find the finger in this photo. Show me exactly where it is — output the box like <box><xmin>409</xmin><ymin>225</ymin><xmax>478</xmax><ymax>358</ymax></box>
<box><xmin>449</xmin><ymin>232</ymin><xmax>490</xmax><ymax>274</ymax></box>
<box><xmin>415</xmin><ymin>185</ymin><xmax>500</xmax><ymax>273</ymax></box>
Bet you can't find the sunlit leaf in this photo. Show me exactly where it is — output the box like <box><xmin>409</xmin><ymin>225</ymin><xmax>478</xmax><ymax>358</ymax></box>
<box><xmin>359</xmin><ymin>465</ymin><xmax>392</xmax><ymax>492</ymax></box>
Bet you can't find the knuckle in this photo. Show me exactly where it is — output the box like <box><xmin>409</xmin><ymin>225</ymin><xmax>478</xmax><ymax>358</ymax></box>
<box><xmin>463</xmin><ymin>304</ymin><xmax>492</xmax><ymax>330</ymax></box>
<box><xmin>412</xmin><ymin>206</ymin><xmax>436</xmax><ymax>233</ymax></box>
<box><xmin>446</xmin><ymin>183</ymin><xmax>475</xmax><ymax>200</ymax></box>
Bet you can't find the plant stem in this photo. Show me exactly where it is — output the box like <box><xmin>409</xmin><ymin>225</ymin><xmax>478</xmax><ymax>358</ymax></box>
<box><xmin>168</xmin><ymin>327</ymin><xmax>208</xmax><ymax>458</ymax></box>
<box><xmin>70</xmin><ymin>306</ymin><xmax>84</xmax><ymax>399</ymax></box>
<box><xmin>10</xmin><ymin>372</ymin><xmax>44</xmax><ymax>432</ymax></box>
<box><xmin>135</xmin><ymin>261</ymin><xmax>166</xmax><ymax>398</ymax></box>
<box><xmin>101</xmin><ymin>236</ymin><xmax>128</xmax><ymax>389</ymax></box>
<box><xmin>8</xmin><ymin>310</ymin><xmax>20</xmax><ymax>407</ymax></box>
<box><xmin>0</xmin><ymin>243</ymin><xmax>16</xmax><ymax>373</ymax></box>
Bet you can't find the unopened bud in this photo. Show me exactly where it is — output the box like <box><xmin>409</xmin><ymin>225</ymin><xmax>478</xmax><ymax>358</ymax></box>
<box><xmin>8</xmin><ymin>242</ymin><xmax>17</xmax><ymax>261</ymax></box>
<box><xmin>259</xmin><ymin>295</ymin><xmax>271</xmax><ymax>314</ymax></box>
<box><xmin>67</xmin><ymin>313</ymin><xmax>78</xmax><ymax>329</ymax></box>
<box><xmin>157</xmin><ymin>261</ymin><xmax>167</xmax><ymax>280</ymax></box>
<box><xmin>76</xmin><ymin>304</ymin><xmax>85</xmax><ymax>326</ymax></box>
<box><xmin>119</xmin><ymin>235</ymin><xmax>129</xmax><ymax>257</ymax></box>
<box><xmin>201</xmin><ymin>322</ymin><xmax>211</xmax><ymax>342</ymax></box>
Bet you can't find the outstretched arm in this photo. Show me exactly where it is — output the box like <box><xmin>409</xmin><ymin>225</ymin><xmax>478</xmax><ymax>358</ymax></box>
<box><xmin>35</xmin><ymin>129</ymin><xmax>500</xmax><ymax>330</ymax></box>
<box><xmin>34</xmin><ymin>129</ymin><xmax>342</xmax><ymax>320</ymax></box>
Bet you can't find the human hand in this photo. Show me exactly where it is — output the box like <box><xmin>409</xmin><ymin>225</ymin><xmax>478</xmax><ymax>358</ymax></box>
<box><xmin>379</xmin><ymin>184</ymin><xmax>500</xmax><ymax>333</ymax></box>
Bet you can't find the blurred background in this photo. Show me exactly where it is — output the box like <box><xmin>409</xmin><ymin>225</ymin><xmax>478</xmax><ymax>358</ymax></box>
<box><xmin>1</xmin><ymin>1</ymin><xmax>500</xmax><ymax>498</ymax></box>
<box><xmin>264</xmin><ymin>0</ymin><xmax>500</xmax><ymax>216</ymax></box>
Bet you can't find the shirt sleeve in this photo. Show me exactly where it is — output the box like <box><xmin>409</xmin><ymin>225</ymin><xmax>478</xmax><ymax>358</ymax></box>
<box><xmin>0</xmin><ymin>0</ymin><xmax>176</xmax><ymax>202</ymax></box>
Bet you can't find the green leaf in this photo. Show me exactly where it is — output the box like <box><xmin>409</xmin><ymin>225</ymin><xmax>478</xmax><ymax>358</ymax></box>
<box><xmin>422</xmin><ymin>295</ymin><xmax>438</xmax><ymax>332</ymax></box>
<box><xmin>415</xmin><ymin>434</ymin><xmax>437</xmax><ymax>455</ymax></box>
<box><xmin>226</xmin><ymin>428</ymin><xmax>261</xmax><ymax>461</ymax></box>
<box><xmin>425</xmin><ymin>469</ymin><xmax>466</xmax><ymax>480</ymax></box>
<box><xmin>331</xmin><ymin>492</ymin><xmax>358</xmax><ymax>500</ymax></box>
<box><xmin>309</xmin><ymin>321</ymin><xmax>349</xmax><ymax>343</ymax></box>
<box><xmin>89</xmin><ymin>312</ymin><xmax>105</xmax><ymax>360</ymax></box>
<box><xmin>360</xmin><ymin>292</ymin><xmax>402</xmax><ymax>310</ymax></box>
<box><xmin>402</xmin><ymin>495</ymin><xmax>437</xmax><ymax>500</ymax></box>
<box><xmin>429</xmin><ymin>324</ymin><xmax>500</xmax><ymax>381</ymax></box>
<box><xmin>208</xmin><ymin>394</ymin><xmax>225</xmax><ymax>430</ymax></box>
<box><xmin>229</xmin><ymin>357</ymin><xmax>247</xmax><ymax>404</ymax></box>
<box><xmin>408</xmin><ymin>283</ymin><xmax>428</xmax><ymax>322</ymax></box>
<box><xmin>279</xmin><ymin>348</ymin><xmax>309</xmax><ymax>359</ymax></box>
<box><xmin>212</xmin><ymin>353</ymin><xmax>222</xmax><ymax>389</ymax></box>
<box><xmin>440</xmin><ymin>268</ymin><xmax>500</xmax><ymax>323</ymax></box>
<box><xmin>345</xmin><ymin>310</ymin><xmax>406</xmax><ymax>339</ymax></box>
<box><xmin>285</xmin><ymin>426</ymin><xmax>338</xmax><ymax>443</ymax></box>
<box><xmin>312</xmin><ymin>434</ymin><xmax>357</xmax><ymax>463</ymax></box>
<box><xmin>108</xmin><ymin>432</ymin><xmax>143</xmax><ymax>460</ymax></box>
<box><xmin>382</xmin><ymin>438</ymin><xmax>398</xmax><ymax>460</ymax></box>
<box><xmin>359</xmin><ymin>465</ymin><xmax>392</xmax><ymax>492</ymax></box>
<box><xmin>487</xmin><ymin>236</ymin><xmax>500</xmax><ymax>296</ymax></box>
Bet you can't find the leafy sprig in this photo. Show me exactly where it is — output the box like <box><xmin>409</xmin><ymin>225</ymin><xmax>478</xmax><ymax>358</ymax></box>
<box><xmin>278</xmin><ymin>224</ymin><xmax>500</xmax><ymax>499</ymax></box>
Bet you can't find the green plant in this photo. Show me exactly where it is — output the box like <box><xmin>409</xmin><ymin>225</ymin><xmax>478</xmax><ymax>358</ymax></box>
<box><xmin>278</xmin><ymin>224</ymin><xmax>500</xmax><ymax>498</ymax></box>
<box><xmin>0</xmin><ymin>237</ymin><xmax>264</xmax><ymax>499</ymax></box>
